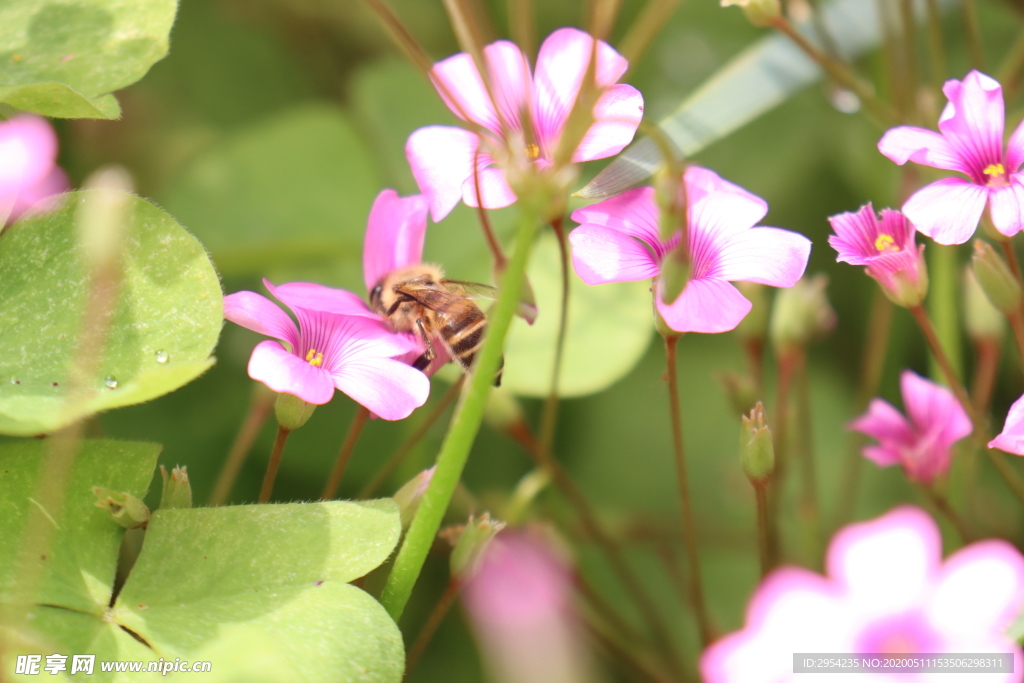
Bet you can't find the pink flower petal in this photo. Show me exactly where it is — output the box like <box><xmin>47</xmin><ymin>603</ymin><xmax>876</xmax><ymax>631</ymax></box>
<box><xmin>709</xmin><ymin>226</ymin><xmax>811</xmax><ymax>287</ymax></box>
<box><xmin>363</xmin><ymin>190</ymin><xmax>428</xmax><ymax>292</ymax></box>
<box><xmin>407</xmin><ymin>125</ymin><xmax>480</xmax><ymax>222</ymax></box>
<box><xmin>572</xmin><ymin>83</ymin><xmax>644</xmax><ymax>162</ymax></box>
<box><xmin>989</xmin><ymin>392</ymin><xmax>1024</xmax><ymax>456</ymax></box>
<box><xmin>331</xmin><ymin>357</ymin><xmax>430</xmax><ymax>420</ymax></box>
<box><xmin>248</xmin><ymin>340</ymin><xmax>336</xmax><ymax>404</ymax></box>
<box><xmin>8</xmin><ymin>165</ymin><xmax>69</xmax><ymax>222</ymax></box>
<box><xmin>900</xmin><ymin>370</ymin><xmax>972</xmax><ymax>447</ymax></box>
<box><xmin>532</xmin><ymin>28</ymin><xmax>629</xmax><ymax>152</ymax></box>
<box><xmin>568</xmin><ymin>223</ymin><xmax>660</xmax><ymax>285</ymax></box>
<box><xmin>1007</xmin><ymin>117</ymin><xmax>1024</xmax><ymax>173</ymax></box>
<box><xmin>264</xmin><ymin>279</ymin><xmax>377</xmax><ymax>319</ymax></box>
<box><xmin>938</xmin><ymin>71</ymin><xmax>1005</xmax><ymax>181</ymax></box>
<box><xmin>570</xmin><ymin>186</ymin><xmax>662</xmax><ymax>252</ymax></box>
<box><xmin>687</xmin><ymin>167</ymin><xmax>769</xmax><ymax>248</ymax></box>
<box><xmin>848</xmin><ymin>399</ymin><xmax>914</xmax><ymax>455</ymax></box>
<box><xmin>656</xmin><ymin>278</ymin><xmax>752</xmax><ymax>334</ymax></box>
<box><xmin>430</xmin><ymin>49</ymin><xmax>505</xmax><ymax>136</ymax></box>
<box><xmin>877</xmin><ymin>126</ymin><xmax>969</xmax><ymax>175</ymax></box>
<box><xmin>699</xmin><ymin>568</ymin><xmax>846</xmax><ymax>683</ymax></box>
<box><xmin>902</xmin><ymin>178</ymin><xmax>988</xmax><ymax>245</ymax></box>
<box><xmin>988</xmin><ymin>176</ymin><xmax>1024</xmax><ymax>238</ymax></box>
<box><xmin>461</xmin><ymin>166</ymin><xmax>518</xmax><ymax>210</ymax></box>
<box><xmin>929</xmin><ymin>540</ymin><xmax>1024</xmax><ymax>637</ymax></box>
<box><xmin>827</xmin><ymin>506</ymin><xmax>940</xmax><ymax>616</ymax></box>
<box><xmin>224</xmin><ymin>291</ymin><xmax>299</xmax><ymax>347</ymax></box>
<box><xmin>0</xmin><ymin>115</ymin><xmax>59</xmax><ymax>196</ymax></box>
<box><xmin>861</xmin><ymin>444</ymin><xmax>903</xmax><ymax>468</ymax></box>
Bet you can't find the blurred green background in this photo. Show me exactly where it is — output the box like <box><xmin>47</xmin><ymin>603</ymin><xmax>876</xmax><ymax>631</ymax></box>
<box><xmin>43</xmin><ymin>0</ymin><xmax>1024</xmax><ymax>678</ymax></box>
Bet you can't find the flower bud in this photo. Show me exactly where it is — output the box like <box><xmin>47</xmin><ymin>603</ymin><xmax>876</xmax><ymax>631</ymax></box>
<box><xmin>964</xmin><ymin>266</ymin><xmax>1005</xmax><ymax>343</ymax></box>
<box><xmin>655</xmin><ymin>165</ymin><xmax>686</xmax><ymax>242</ymax></box>
<box><xmin>659</xmin><ymin>250</ymin><xmax>692</xmax><ymax>306</ymax></box>
<box><xmin>159</xmin><ymin>465</ymin><xmax>192</xmax><ymax>510</ymax></box>
<box><xmin>93</xmin><ymin>487</ymin><xmax>150</xmax><ymax>529</ymax></box>
<box><xmin>972</xmin><ymin>240</ymin><xmax>1022</xmax><ymax>315</ymax></box>
<box><xmin>740</xmin><ymin>402</ymin><xmax>774</xmax><ymax>483</ymax></box>
<box><xmin>450</xmin><ymin>512</ymin><xmax>506</xmax><ymax>582</ymax></box>
<box><xmin>394</xmin><ymin>466</ymin><xmax>435</xmax><ymax>529</ymax></box>
<box><xmin>717</xmin><ymin>371</ymin><xmax>759</xmax><ymax>418</ymax></box>
<box><xmin>274</xmin><ymin>392</ymin><xmax>315</xmax><ymax>431</ymax></box>
<box><xmin>735</xmin><ymin>282</ymin><xmax>769</xmax><ymax>342</ymax></box>
<box><xmin>721</xmin><ymin>0</ymin><xmax>782</xmax><ymax>27</ymax></box>
<box><xmin>769</xmin><ymin>274</ymin><xmax>836</xmax><ymax>352</ymax></box>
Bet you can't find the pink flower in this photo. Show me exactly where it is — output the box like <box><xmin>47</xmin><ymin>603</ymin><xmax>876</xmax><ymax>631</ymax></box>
<box><xmin>849</xmin><ymin>370</ymin><xmax>971</xmax><ymax>483</ymax></box>
<box><xmin>463</xmin><ymin>529</ymin><xmax>592</xmax><ymax>683</ymax></box>
<box><xmin>223</xmin><ymin>279</ymin><xmax>429</xmax><ymax>420</ymax></box>
<box><xmin>701</xmin><ymin>506</ymin><xmax>1024</xmax><ymax>683</ymax></box>
<box><xmin>406</xmin><ymin>27</ymin><xmax>644</xmax><ymax>221</ymax></box>
<box><xmin>828</xmin><ymin>204</ymin><xmax>927</xmax><ymax>306</ymax></box>
<box><xmin>878</xmin><ymin>71</ymin><xmax>1024</xmax><ymax>244</ymax></box>
<box><xmin>989</xmin><ymin>393</ymin><xmax>1024</xmax><ymax>456</ymax></box>
<box><xmin>568</xmin><ymin>166</ymin><xmax>811</xmax><ymax>333</ymax></box>
<box><xmin>0</xmin><ymin>115</ymin><xmax>69</xmax><ymax>223</ymax></box>
<box><xmin>363</xmin><ymin>189</ymin><xmax>429</xmax><ymax>294</ymax></box>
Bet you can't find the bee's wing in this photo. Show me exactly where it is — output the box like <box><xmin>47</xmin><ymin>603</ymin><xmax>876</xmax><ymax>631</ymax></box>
<box><xmin>393</xmin><ymin>283</ymin><xmax>465</xmax><ymax>312</ymax></box>
<box><xmin>441</xmin><ymin>279</ymin><xmax>498</xmax><ymax>301</ymax></box>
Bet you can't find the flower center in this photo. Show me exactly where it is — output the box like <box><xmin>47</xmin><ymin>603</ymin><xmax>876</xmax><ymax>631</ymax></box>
<box><xmin>525</xmin><ymin>143</ymin><xmax>540</xmax><ymax>160</ymax></box>
<box><xmin>874</xmin><ymin>233</ymin><xmax>899</xmax><ymax>252</ymax></box>
<box><xmin>305</xmin><ymin>348</ymin><xmax>324</xmax><ymax>367</ymax></box>
<box><xmin>983</xmin><ymin>162</ymin><xmax>1009</xmax><ymax>187</ymax></box>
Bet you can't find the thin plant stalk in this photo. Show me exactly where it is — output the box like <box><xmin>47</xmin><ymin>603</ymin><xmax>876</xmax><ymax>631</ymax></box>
<box><xmin>928</xmin><ymin>243</ymin><xmax>963</xmax><ymax>381</ymax></box>
<box><xmin>794</xmin><ymin>350</ymin><xmax>821</xmax><ymax>564</ymax></box>
<box><xmin>322</xmin><ymin>406</ymin><xmax>371</xmax><ymax>500</ymax></box>
<box><xmin>924</xmin><ymin>0</ymin><xmax>946</xmax><ymax>94</ymax></box>
<box><xmin>587</xmin><ymin>619</ymin><xmax>677</xmax><ymax>683</ymax></box>
<box><xmin>919</xmin><ymin>484</ymin><xmax>975</xmax><ymax>542</ymax></box>
<box><xmin>767</xmin><ymin>348</ymin><xmax>799</xmax><ymax>567</ymax></box>
<box><xmin>663</xmin><ymin>334</ymin><xmax>714</xmax><ymax>646</ymax></box>
<box><xmin>998</xmin><ymin>29</ymin><xmax>1024</xmax><ymax>99</ymax></box>
<box><xmin>380</xmin><ymin>199</ymin><xmax>543</xmax><ymax>621</ymax></box>
<box><xmin>539</xmin><ymin>216</ymin><xmax>571</xmax><ymax>452</ymax></box>
<box><xmin>617</xmin><ymin>0</ymin><xmax>684</xmax><ymax>77</ymax></box>
<box><xmin>473</xmin><ymin>156</ymin><xmax>508</xmax><ymax>271</ymax></box>
<box><xmin>897</xmin><ymin>0</ymin><xmax>919</xmax><ymax>122</ymax></box>
<box><xmin>754</xmin><ymin>483</ymin><xmax>771</xmax><ymax>577</ymax></box>
<box><xmin>1001</xmin><ymin>240</ymin><xmax>1023</xmax><ymax>283</ymax></box>
<box><xmin>210</xmin><ymin>384</ymin><xmax>275</xmax><ymax>506</ymax></box>
<box><xmin>1007</xmin><ymin>313</ymin><xmax>1024</xmax><ymax>372</ymax></box>
<box><xmin>909</xmin><ymin>305</ymin><xmax>1024</xmax><ymax>505</ymax></box>
<box><xmin>835</xmin><ymin>291</ymin><xmax>893</xmax><ymax>526</ymax></box>
<box><xmin>508</xmin><ymin>0</ymin><xmax>535</xmax><ymax>66</ymax></box>
<box><xmin>260</xmin><ymin>426</ymin><xmax>292</xmax><ymax>504</ymax></box>
<box><xmin>358</xmin><ymin>379</ymin><xmax>463</xmax><ymax>499</ymax></box>
<box><xmin>406</xmin><ymin>579</ymin><xmax>461</xmax><ymax>673</ymax></box>
<box><xmin>971</xmin><ymin>339</ymin><xmax>1001</xmax><ymax>416</ymax></box>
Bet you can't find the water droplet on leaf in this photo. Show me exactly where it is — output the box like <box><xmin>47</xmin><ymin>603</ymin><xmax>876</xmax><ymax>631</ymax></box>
<box><xmin>155</xmin><ymin>350</ymin><xmax>169</xmax><ymax>364</ymax></box>
<box><xmin>104</xmin><ymin>376</ymin><xmax>118</xmax><ymax>389</ymax></box>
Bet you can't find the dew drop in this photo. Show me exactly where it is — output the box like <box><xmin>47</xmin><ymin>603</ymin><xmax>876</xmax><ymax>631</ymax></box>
<box><xmin>104</xmin><ymin>375</ymin><xmax>118</xmax><ymax>389</ymax></box>
<box><xmin>830</xmin><ymin>88</ymin><xmax>861</xmax><ymax>114</ymax></box>
<box><xmin>155</xmin><ymin>350</ymin><xmax>169</xmax><ymax>364</ymax></box>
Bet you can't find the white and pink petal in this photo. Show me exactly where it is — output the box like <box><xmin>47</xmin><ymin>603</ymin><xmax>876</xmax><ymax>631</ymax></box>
<box><xmin>656</xmin><ymin>278</ymin><xmax>752</xmax><ymax>334</ymax></box>
<box><xmin>568</xmin><ymin>224</ymin><xmax>660</xmax><ymax>285</ymax></box>
<box><xmin>708</xmin><ymin>226</ymin><xmax>811</xmax><ymax>288</ymax></box>
<box><xmin>224</xmin><ymin>291</ymin><xmax>299</xmax><ymax>346</ymax></box>
<box><xmin>902</xmin><ymin>178</ymin><xmax>988</xmax><ymax>245</ymax></box>
<box><xmin>407</xmin><ymin>125</ymin><xmax>480</xmax><ymax>222</ymax></box>
<box><xmin>248</xmin><ymin>340</ymin><xmax>337</xmax><ymax>405</ymax></box>
<box><xmin>332</xmin><ymin>357</ymin><xmax>430</xmax><ymax>420</ymax></box>
<box><xmin>363</xmin><ymin>190</ymin><xmax>429</xmax><ymax>292</ymax></box>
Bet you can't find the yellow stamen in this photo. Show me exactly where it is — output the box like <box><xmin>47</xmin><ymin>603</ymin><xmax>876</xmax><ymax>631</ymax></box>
<box><xmin>984</xmin><ymin>163</ymin><xmax>1006</xmax><ymax>176</ymax></box>
<box><xmin>305</xmin><ymin>349</ymin><xmax>324</xmax><ymax>367</ymax></box>
<box><xmin>525</xmin><ymin>143</ymin><xmax>540</xmax><ymax>160</ymax></box>
<box><xmin>874</xmin><ymin>233</ymin><xmax>899</xmax><ymax>252</ymax></box>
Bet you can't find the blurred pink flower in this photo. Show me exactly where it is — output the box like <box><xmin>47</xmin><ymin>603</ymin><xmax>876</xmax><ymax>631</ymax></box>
<box><xmin>701</xmin><ymin>506</ymin><xmax>1024</xmax><ymax>683</ymax></box>
<box><xmin>990</xmin><ymin>393</ymin><xmax>1024</xmax><ymax>456</ymax></box>
<box><xmin>363</xmin><ymin>189</ymin><xmax>429</xmax><ymax>293</ymax></box>
<box><xmin>407</xmin><ymin>27</ymin><xmax>644</xmax><ymax>221</ymax></box>
<box><xmin>879</xmin><ymin>70</ymin><xmax>1024</xmax><ymax>244</ymax></box>
<box><xmin>223</xmin><ymin>279</ymin><xmax>429</xmax><ymax>420</ymax></box>
<box><xmin>849</xmin><ymin>370</ymin><xmax>971</xmax><ymax>483</ymax></box>
<box><xmin>569</xmin><ymin>166</ymin><xmax>811</xmax><ymax>333</ymax></box>
<box><xmin>828</xmin><ymin>204</ymin><xmax>927</xmax><ymax>306</ymax></box>
<box><xmin>0</xmin><ymin>114</ymin><xmax>69</xmax><ymax>223</ymax></box>
<box><xmin>463</xmin><ymin>529</ymin><xmax>592</xmax><ymax>683</ymax></box>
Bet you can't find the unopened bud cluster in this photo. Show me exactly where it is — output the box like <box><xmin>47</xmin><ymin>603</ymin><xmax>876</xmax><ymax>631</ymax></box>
<box><xmin>972</xmin><ymin>240</ymin><xmax>1022</xmax><ymax>315</ymax></box>
<box><xmin>740</xmin><ymin>402</ymin><xmax>774</xmax><ymax>484</ymax></box>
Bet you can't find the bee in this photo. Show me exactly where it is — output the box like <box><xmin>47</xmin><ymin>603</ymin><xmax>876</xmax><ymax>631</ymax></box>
<box><xmin>370</xmin><ymin>264</ymin><xmax>503</xmax><ymax>386</ymax></box>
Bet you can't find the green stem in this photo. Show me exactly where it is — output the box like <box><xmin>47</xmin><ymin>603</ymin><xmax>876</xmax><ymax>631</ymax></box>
<box><xmin>380</xmin><ymin>201</ymin><xmax>542</xmax><ymax>621</ymax></box>
<box><xmin>322</xmin><ymin>406</ymin><xmax>370</xmax><ymax>500</ymax></box>
<box><xmin>358</xmin><ymin>378</ymin><xmax>462</xmax><ymax>499</ymax></box>
<box><xmin>663</xmin><ymin>334</ymin><xmax>714</xmax><ymax>646</ymax></box>
<box><xmin>919</xmin><ymin>484</ymin><xmax>975</xmax><ymax>543</ymax></box>
<box><xmin>210</xmin><ymin>384</ymin><xmax>275</xmax><ymax>506</ymax></box>
<box><xmin>794</xmin><ymin>350</ymin><xmax>821</xmax><ymax>565</ymax></box>
<box><xmin>260</xmin><ymin>426</ymin><xmax>291</xmax><ymax>504</ymax></box>
<box><xmin>540</xmin><ymin>217</ymin><xmax>570</xmax><ymax>452</ymax></box>
<box><xmin>962</xmin><ymin>0</ymin><xmax>985</xmax><ymax>70</ymax></box>
<box><xmin>835</xmin><ymin>291</ymin><xmax>893</xmax><ymax>526</ymax></box>
<box><xmin>754</xmin><ymin>482</ymin><xmax>771</xmax><ymax>578</ymax></box>
<box><xmin>927</xmin><ymin>243</ymin><xmax>962</xmax><ymax>382</ymax></box>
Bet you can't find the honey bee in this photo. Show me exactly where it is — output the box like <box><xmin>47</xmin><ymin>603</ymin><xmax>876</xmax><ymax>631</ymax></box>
<box><xmin>370</xmin><ymin>264</ymin><xmax>503</xmax><ymax>386</ymax></box>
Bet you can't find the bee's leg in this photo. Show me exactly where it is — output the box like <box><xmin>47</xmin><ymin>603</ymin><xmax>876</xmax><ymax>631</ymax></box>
<box><xmin>412</xmin><ymin>318</ymin><xmax>435</xmax><ymax>371</ymax></box>
<box><xmin>386</xmin><ymin>294</ymin><xmax>417</xmax><ymax>317</ymax></box>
